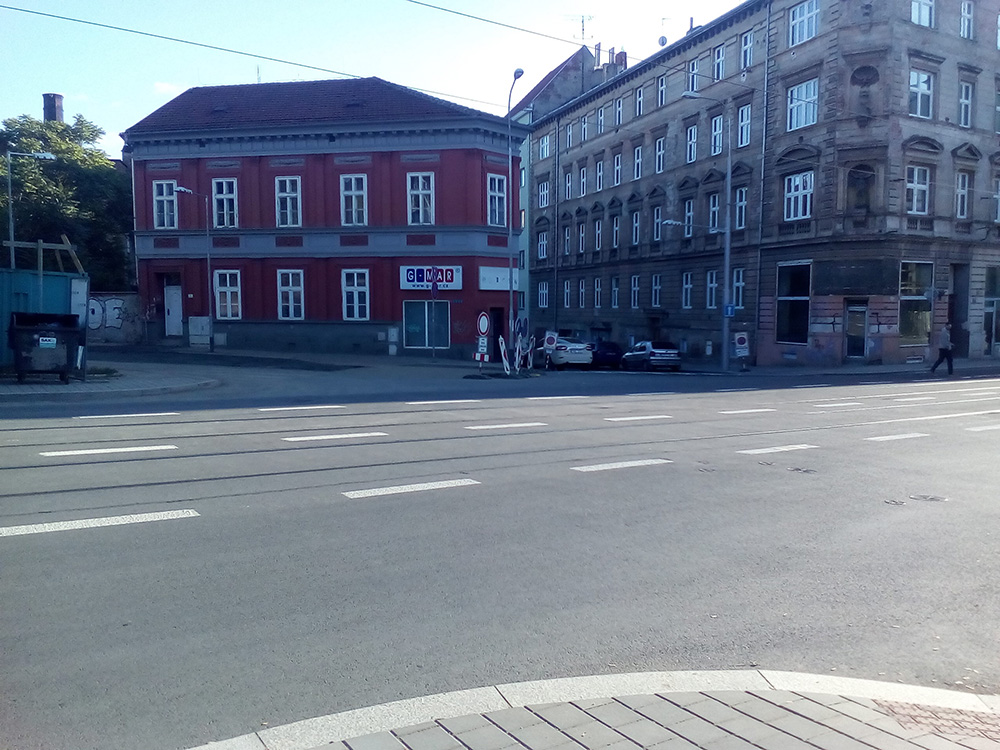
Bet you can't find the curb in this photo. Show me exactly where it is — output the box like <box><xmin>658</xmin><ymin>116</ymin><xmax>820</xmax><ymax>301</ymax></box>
<box><xmin>189</xmin><ymin>670</ymin><xmax>1000</xmax><ymax>750</ymax></box>
<box><xmin>0</xmin><ymin>376</ymin><xmax>220</xmax><ymax>402</ymax></box>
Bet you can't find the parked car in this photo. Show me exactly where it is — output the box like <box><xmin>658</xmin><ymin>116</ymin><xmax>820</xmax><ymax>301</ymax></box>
<box><xmin>590</xmin><ymin>341</ymin><xmax>624</xmax><ymax>369</ymax></box>
<box><xmin>621</xmin><ymin>340</ymin><xmax>682</xmax><ymax>371</ymax></box>
<box><xmin>548</xmin><ymin>337</ymin><xmax>593</xmax><ymax>369</ymax></box>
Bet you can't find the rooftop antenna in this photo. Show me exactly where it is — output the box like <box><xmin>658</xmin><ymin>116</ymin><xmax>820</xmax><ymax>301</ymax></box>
<box><xmin>256</xmin><ymin>66</ymin><xmax>261</xmax><ymax>84</ymax></box>
<box><xmin>565</xmin><ymin>14</ymin><xmax>594</xmax><ymax>45</ymax></box>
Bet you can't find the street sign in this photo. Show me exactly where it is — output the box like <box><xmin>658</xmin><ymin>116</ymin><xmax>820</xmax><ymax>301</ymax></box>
<box><xmin>543</xmin><ymin>330</ymin><xmax>558</xmax><ymax>351</ymax></box>
<box><xmin>724</xmin><ymin>304</ymin><xmax>736</xmax><ymax>318</ymax></box>
<box><xmin>734</xmin><ymin>331</ymin><xmax>750</xmax><ymax>358</ymax></box>
<box><xmin>476</xmin><ymin>311</ymin><xmax>491</xmax><ymax>337</ymax></box>
<box><xmin>477</xmin><ymin>336</ymin><xmax>489</xmax><ymax>353</ymax></box>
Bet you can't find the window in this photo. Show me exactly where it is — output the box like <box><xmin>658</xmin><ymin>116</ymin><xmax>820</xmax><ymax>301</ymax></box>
<box><xmin>787</xmin><ymin>78</ymin><xmax>819</xmax><ymax>130</ymax></box>
<box><xmin>633</xmin><ymin>145</ymin><xmax>642</xmax><ymax>180</ymax></box>
<box><xmin>789</xmin><ymin>0</ymin><xmax>819</xmax><ymax>46</ymax></box>
<box><xmin>711</xmin><ymin>115</ymin><xmax>723</xmax><ymax>155</ymax></box>
<box><xmin>538</xmin><ymin>180</ymin><xmax>550</xmax><ymax>208</ymax></box>
<box><xmin>487</xmin><ymin>174</ymin><xmax>507</xmax><ymax>227</ymax></box>
<box><xmin>688</xmin><ymin>59</ymin><xmax>699</xmax><ymax>92</ymax></box>
<box><xmin>594</xmin><ymin>277</ymin><xmax>602</xmax><ymax>309</ymax></box>
<box><xmin>655</xmin><ymin>137</ymin><xmax>665</xmax><ymax>173</ymax></box>
<box><xmin>631</xmin><ymin>275</ymin><xmax>640</xmax><ymax>309</ymax></box>
<box><xmin>595</xmin><ymin>219</ymin><xmax>603</xmax><ymax>250</ymax></box>
<box><xmin>564</xmin><ymin>279</ymin><xmax>571</xmax><ymax>308</ymax></box>
<box><xmin>613</xmin><ymin>153</ymin><xmax>622</xmax><ymax>185</ymax></box>
<box><xmin>737</xmin><ymin>104</ymin><xmax>752</xmax><ymax>147</ymax></box>
<box><xmin>539</xmin><ymin>135</ymin><xmax>550</xmax><ymax>159</ymax></box>
<box><xmin>657</xmin><ymin>75</ymin><xmax>667</xmax><ymax>107</ymax></box>
<box><xmin>276</xmin><ymin>176</ymin><xmax>301</xmax><ymax>228</ymax></box>
<box><xmin>713</xmin><ymin>45</ymin><xmax>725</xmax><ymax>81</ymax></box>
<box><xmin>635</xmin><ymin>87</ymin><xmax>644</xmax><ymax>117</ymax></box>
<box><xmin>959</xmin><ymin>82</ymin><xmax>974</xmax><ymax>128</ymax></box>
<box><xmin>906</xmin><ymin>165</ymin><xmax>931</xmax><ymax>214</ymax></box>
<box><xmin>733</xmin><ymin>267</ymin><xmax>745</xmax><ymax>308</ymax></box>
<box><xmin>215</xmin><ymin>270</ymin><xmax>241</xmax><ymax>320</ymax></box>
<box><xmin>652</xmin><ymin>274</ymin><xmax>662</xmax><ymax>307</ymax></box>
<box><xmin>565</xmin><ymin>172</ymin><xmax>572</xmax><ymax>200</ymax></box>
<box><xmin>579</xmin><ymin>279</ymin><xmax>586</xmax><ymax>308</ymax></box>
<box><xmin>564</xmin><ymin>226</ymin><xmax>571</xmax><ymax>254</ymax></box>
<box><xmin>341</xmin><ymin>174</ymin><xmax>368</xmax><ymax>226</ymax></box>
<box><xmin>708</xmin><ymin>193</ymin><xmax>721</xmax><ymax>232</ymax></box>
<box><xmin>611</xmin><ymin>276</ymin><xmax>620</xmax><ymax>308</ymax></box>
<box><xmin>538</xmin><ymin>281</ymin><xmax>549</xmax><ymax>308</ymax></box>
<box><xmin>784</xmin><ymin>171</ymin><xmax>814</xmax><ymax>221</ymax></box>
<box><xmin>612</xmin><ymin>216</ymin><xmax>620</xmax><ymax>247</ymax></box>
<box><xmin>995</xmin><ymin>177</ymin><xmax>1000</xmax><ymax>222</ymax></box>
<box><xmin>741</xmin><ymin>30</ymin><xmax>754</xmax><ymax>69</ymax></box>
<box><xmin>581</xmin><ymin>115</ymin><xmax>588</xmax><ymax>141</ymax></box>
<box><xmin>615</xmin><ymin>98</ymin><xmax>623</xmax><ymax>125</ymax></box>
<box><xmin>537</xmin><ymin>231</ymin><xmax>548</xmax><ymax>259</ymax></box>
<box><xmin>342</xmin><ymin>269</ymin><xmax>369</xmax><ymax>321</ymax></box>
<box><xmin>277</xmin><ymin>269</ymin><xmax>304</xmax><ymax>320</ymax></box>
<box><xmin>961</xmin><ymin>1</ymin><xmax>974</xmax><ymax>38</ymax></box>
<box><xmin>520</xmin><ymin>167</ymin><xmax>526</xmax><ymax>187</ymax></box>
<box><xmin>911</xmin><ymin>0</ymin><xmax>934</xmax><ymax>26</ymax></box>
<box><xmin>899</xmin><ymin>261</ymin><xmax>933</xmax><ymax>346</ymax></box>
<box><xmin>578</xmin><ymin>223</ymin><xmax>586</xmax><ymax>253</ymax></box>
<box><xmin>597</xmin><ymin>107</ymin><xmax>605</xmax><ymax>134</ymax></box>
<box><xmin>407</xmin><ymin>172</ymin><xmax>434</xmax><ymax>225</ymax></box>
<box><xmin>152</xmin><ymin>180</ymin><xmax>177</xmax><ymax>229</ymax></box>
<box><xmin>566</xmin><ymin>123</ymin><xmax>573</xmax><ymax>149</ymax></box>
<box><xmin>653</xmin><ymin>206</ymin><xmax>662</xmax><ymax>240</ymax></box>
<box><xmin>684</xmin><ymin>199</ymin><xmax>694</xmax><ymax>237</ymax></box>
<box><xmin>682</xmin><ymin>272</ymin><xmax>693</xmax><ymax>309</ymax></box>
<box><xmin>596</xmin><ymin>161</ymin><xmax>604</xmax><ymax>191</ymax></box>
<box><xmin>776</xmin><ymin>262</ymin><xmax>811</xmax><ymax>344</ymax></box>
<box><xmin>579</xmin><ymin>167</ymin><xmax>587</xmax><ymax>197</ymax></box>
<box><xmin>403</xmin><ymin>300</ymin><xmax>449</xmax><ymax>349</ymax></box>
<box><xmin>735</xmin><ymin>186</ymin><xmax>748</xmax><ymax>229</ymax></box>
<box><xmin>706</xmin><ymin>270</ymin><xmax>718</xmax><ymax>309</ymax></box>
<box><xmin>686</xmin><ymin>124</ymin><xmax>698</xmax><ymax>163</ymax></box>
<box><xmin>212</xmin><ymin>178</ymin><xmax>238</xmax><ymax>228</ymax></box>
<box><xmin>956</xmin><ymin>171</ymin><xmax>972</xmax><ymax>219</ymax></box>
<box><xmin>909</xmin><ymin>70</ymin><xmax>933</xmax><ymax>118</ymax></box>
<box><xmin>631</xmin><ymin>211</ymin><xmax>640</xmax><ymax>245</ymax></box>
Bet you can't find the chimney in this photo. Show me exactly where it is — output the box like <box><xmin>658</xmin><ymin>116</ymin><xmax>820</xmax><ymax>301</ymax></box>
<box><xmin>43</xmin><ymin>93</ymin><xmax>64</xmax><ymax>123</ymax></box>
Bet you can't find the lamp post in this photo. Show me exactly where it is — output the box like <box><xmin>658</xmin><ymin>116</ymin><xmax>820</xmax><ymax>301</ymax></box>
<box><xmin>6</xmin><ymin>150</ymin><xmax>56</xmax><ymax>268</ymax></box>
<box><xmin>175</xmin><ymin>186</ymin><xmax>214</xmax><ymax>352</ymax></box>
<box><xmin>507</xmin><ymin>67</ymin><xmax>524</xmax><ymax>356</ymax></box>
<box><xmin>682</xmin><ymin>91</ymin><xmax>732</xmax><ymax>371</ymax></box>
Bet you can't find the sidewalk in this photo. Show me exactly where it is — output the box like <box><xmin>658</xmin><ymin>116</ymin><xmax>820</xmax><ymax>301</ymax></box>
<box><xmin>193</xmin><ymin>670</ymin><xmax>1000</xmax><ymax>750</ymax></box>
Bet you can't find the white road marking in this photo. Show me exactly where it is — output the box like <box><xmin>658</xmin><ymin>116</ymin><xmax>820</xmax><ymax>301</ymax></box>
<box><xmin>75</xmin><ymin>412</ymin><xmax>179</xmax><ymax>419</ymax></box>
<box><xmin>793</xmin><ymin>384</ymin><xmax>832</xmax><ymax>389</ymax></box>
<box><xmin>715</xmin><ymin>387</ymin><xmax>758</xmax><ymax>393</ymax></box>
<box><xmin>39</xmin><ymin>445</ymin><xmax>178</xmax><ymax>457</ymax></box>
<box><xmin>812</xmin><ymin>402</ymin><xmax>862</xmax><ymax>408</ymax></box>
<box><xmin>865</xmin><ymin>433</ymin><xmax>930</xmax><ymax>442</ymax></box>
<box><xmin>526</xmin><ymin>396</ymin><xmax>589</xmax><ymax>401</ymax></box>
<box><xmin>806</xmin><ymin>396</ymin><xmax>1000</xmax><ymax>415</ymax></box>
<box><xmin>738</xmin><ymin>444</ymin><xmax>818</xmax><ymax>455</ymax></box>
<box><xmin>0</xmin><ymin>509</ymin><xmax>199</xmax><ymax>538</ymax></box>
<box><xmin>604</xmin><ymin>415</ymin><xmax>673</xmax><ymax>422</ymax></box>
<box><xmin>965</xmin><ymin>424</ymin><xmax>1000</xmax><ymax>432</ymax></box>
<box><xmin>406</xmin><ymin>399</ymin><xmax>481</xmax><ymax>405</ymax></box>
<box><xmin>257</xmin><ymin>405</ymin><xmax>346</xmax><ymax>412</ymax></box>
<box><xmin>859</xmin><ymin>408</ymin><xmax>1000</xmax><ymax>426</ymax></box>
<box><xmin>719</xmin><ymin>408</ymin><xmax>777</xmax><ymax>414</ymax></box>
<box><xmin>894</xmin><ymin>396</ymin><xmax>937</xmax><ymax>402</ymax></box>
<box><xmin>343</xmin><ymin>478</ymin><xmax>480</xmax><ymax>499</ymax></box>
<box><xmin>282</xmin><ymin>432</ymin><xmax>388</xmax><ymax>442</ymax></box>
<box><xmin>571</xmin><ymin>458</ymin><xmax>672</xmax><ymax>472</ymax></box>
<box><xmin>464</xmin><ymin>422</ymin><xmax>547</xmax><ymax>430</ymax></box>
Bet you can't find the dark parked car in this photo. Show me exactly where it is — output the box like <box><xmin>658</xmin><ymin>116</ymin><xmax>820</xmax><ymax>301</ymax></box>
<box><xmin>590</xmin><ymin>341</ymin><xmax>624</xmax><ymax>369</ymax></box>
<box><xmin>621</xmin><ymin>340</ymin><xmax>682</xmax><ymax>371</ymax></box>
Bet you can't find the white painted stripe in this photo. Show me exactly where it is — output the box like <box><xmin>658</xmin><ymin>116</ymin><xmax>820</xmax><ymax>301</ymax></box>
<box><xmin>793</xmin><ymin>383</ymin><xmax>832</xmax><ymax>389</ymax></box>
<box><xmin>865</xmin><ymin>433</ymin><xmax>930</xmax><ymax>442</ymax></box>
<box><xmin>894</xmin><ymin>396</ymin><xmax>937</xmax><ymax>402</ymax></box>
<box><xmin>464</xmin><ymin>422</ymin><xmax>547</xmax><ymax>430</ymax></box>
<box><xmin>257</xmin><ymin>405</ymin><xmax>346</xmax><ymax>412</ymax></box>
<box><xmin>526</xmin><ymin>396</ymin><xmax>589</xmax><ymax>401</ymax></box>
<box><xmin>0</xmin><ymin>509</ymin><xmax>199</xmax><ymax>538</ymax></box>
<box><xmin>283</xmin><ymin>432</ymin><xmax>388</xmax><ymax>442</ymax></box>
<box><xmin>343</xmin><ymin>479</ymin><xmax>480</xmax><ymax>499</ymax></box>
<box><xmin>75</xmin><ymin>412</ymin><xmax>179</xmax><ymax>419</ymax></box>
<box><xmin>406</xmin><ymin>399</ymin><xmax>481</xmax><ymax>405</ymax></box>
<box><xmin>627</xmin><ymin>392</ymin><xmax>676</xmax><ymax>396</ymax></box>
<box><xmin>719</xmin><ymin>408</ymin><xmax>777</xmax><ymax>414</ymax></box>
<box><xmin>571</xmin><ymin>458</ymin><xmax>672</xmax><ymax>472</ymax></box>
<box><xmin>715</xmin><ymin>387</ymin><xmax>758</xmax><ymax>393</ymax></box>
<box><xmin>604</xmin><ymin>415</ymin><xmax>673</xmax><ymax>422</ymax></box>
<box><xmin>965</xmin><ymin>424</ymin><xmax>1000</xmax><ymax>432</ymax></box>
<box><xmin>738</xmin><ymin>444</ymin><xmax>818</xmax><ymax>455</ymax></box>
<box><xmin>812</xmin><ymin>402</ymin><xmax>862</xmax><ymax>408</ymax></box>
<box><xmin>40</xmin><ymin>445</ymin><xmax>178</xmax><ymax>457</ymax></box>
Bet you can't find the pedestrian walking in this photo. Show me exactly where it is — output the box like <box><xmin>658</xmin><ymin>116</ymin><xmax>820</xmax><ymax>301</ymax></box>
<box><xmin>930</xmin><ymin>322</ymin><xmax>954</xmax><ymax>375</ymax></box>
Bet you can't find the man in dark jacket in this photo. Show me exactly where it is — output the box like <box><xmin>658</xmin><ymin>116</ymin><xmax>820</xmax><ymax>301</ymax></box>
<box><xmin>930</xmin><ymin>322</ymin><xmax>954</xmax><ymax>375</ymax></box>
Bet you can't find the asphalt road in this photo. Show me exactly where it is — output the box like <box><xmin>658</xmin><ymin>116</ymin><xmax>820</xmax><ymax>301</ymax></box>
<box><xmin>2</xmin><ymin>368</ymin><xmax>999</xmax><ymax>750</ymax></box>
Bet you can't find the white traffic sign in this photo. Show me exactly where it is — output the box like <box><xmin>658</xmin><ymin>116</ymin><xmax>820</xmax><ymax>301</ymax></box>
<box><xmin>543</xmin><ymin>331</ymin><xmax>558</xmax><ymax>351</ymax></box>
<box><xmin>477</xmin><ymin>312</ymin><xmax>491</xmax><ymax>337</ymax></box>
<box><xmin>477</xmin><ymin>336</ymin><xmax>489</xmax><ymax>353</ymax></box>
<box><xmin>734</xmin><ymin>332</ymin><xmax>750</xmax><ymax>358</ymax></box>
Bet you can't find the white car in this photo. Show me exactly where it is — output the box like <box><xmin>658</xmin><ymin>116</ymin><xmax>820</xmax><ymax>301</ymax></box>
<box><xmin>548</xmin><ymin>337</ymin><xmax>593</xmax><ymax>368</ymax></box>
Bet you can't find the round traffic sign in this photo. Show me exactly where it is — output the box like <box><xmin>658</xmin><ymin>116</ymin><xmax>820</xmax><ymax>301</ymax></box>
<box><xmin>477</xmin><ymin>311</ymin><xmax>491</xmax><ymax>337</ymax></box>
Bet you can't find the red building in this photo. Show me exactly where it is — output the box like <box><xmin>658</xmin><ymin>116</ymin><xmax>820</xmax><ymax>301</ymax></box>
<box><xmin>122</xmin><ymin>77</ymin><xmax>527</xmax><ymax>357</ymax></box>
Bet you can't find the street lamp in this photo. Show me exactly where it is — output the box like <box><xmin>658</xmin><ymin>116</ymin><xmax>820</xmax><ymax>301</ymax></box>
<box><xmin>175</xmin><ymin>185</ymin><xmax>214</xmax><ymax>352</ymax></box>
<box><xmin>682</xmin><ymin>91</ymin><xmax>732</xmax><ymax>371</ymax></box>
<box><xmin>5</xmin><ymin>150</ymin><xmax>56</xmax><ymax>268</ymax></box>
<box><xmin>507</xmin><ymin>67</ymin><xmax>524</xmax><ymax>357</ymax></box>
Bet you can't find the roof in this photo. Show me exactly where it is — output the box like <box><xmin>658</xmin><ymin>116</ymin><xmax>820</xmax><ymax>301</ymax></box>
<box><xmin>509</xmin><ymin>46</ymin><xmax>593</xmax><ymax>117</ymax></box>
<box><xmin>124</xmin><ymin>77</ymin><xmax>507</xmax><ymax>137</ymax></box>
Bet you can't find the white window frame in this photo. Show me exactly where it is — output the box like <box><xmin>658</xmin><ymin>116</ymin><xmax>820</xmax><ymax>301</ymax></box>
<box><xmin>565</xmin><ymin>171</ymin><xmax>572</xmax><ymax>200</ymax></box>
<box><xmin>214</xmin><ymin>269</ymin><xmax>242</xmax><ymax>320</ymax></box>
<box><xmin>708</xmin><ymin>192</ymin><xmax>721</xmax><ymax>233</ymax></box>
<box><xmin>578</xmin><ymin>223</ymin><xmax>586</xmax><ymax>253</ymax></box>
<box><xmin>595</xmin><ymin>219</ymin><xmax>603</xmax><ymax>251</ymax></box>
<box><xmin>538</xmin><ymin>281</ymin><xmax>549</xmax><ymax>309</ymax></box>
<box><xmin>741</xmin><ymin>30</ymin><xmax>754</xmax><ymax>69</ymax></box>
<box><xmin>579</xmin><ymin>278</ymin><xmax>586</xmax><ymax>308</ymax></box>
<box><xmin>713</xmin><ymin>44</ymin><xmax>725</xmax><ymax>81</ymax></box>
<box><xmin>341</xmin><ymin>174</ymin><xmax>368</xmax><ymax>226</ymax></box>
<box><xmin>735</xmin><ymin>186</ymin><xmax>748</xmax><ymax>229</ymax></box>
<box><xmin>653</xmin><ymin>206</ymin><xmax>662</xmax><ymax>240</ymax></box>
<box><xmin>212</xmin><ymin>178</ymin><xmax>238</xmax><ymax>229</ymax></box>
<box><xmin>737</xmin><ymin>104</ymin><xmax>752</xmax><ymax>147</ymax></box>
<box><xmin>784</xmin><ymin>171</ymin><xmax>814</xmax><ymax>221</ymax></box>
<box><xmin>611</xmin><ymin>276</ymin><xmax>620</xmax><ymax>309</ymax></box>
<box><xmin>776</xmin><ymin>261</ymin><xmax>812</xmax><ymax>345</ymax></box>
<box><xmin>684</xmin><ymin>199</ymin><xmax>694</xmax><ymax>238</ymax></box>
<box><xmin>407</xmin><ymin>172</ymin><xmax>435</xmax><ymax>225</ymax></box>
<box><xmin>276</xmin><ymin>176</ymin><xmax>301</xmax><ymax>228</ymax></box>
<box><xmin>563</xmin><ymin>279</ymin><xmax>571</xmax><ymax>309</ymax></box>
<box><xmin>596</xmin><ymin>161</ymin><xmax>604</xmax><ymax>191</ymax></box>
<box><xmin>594</xmin><ymin>277</ymin><xmax>602</xmax><ymax>309</ymax></box>
<box><xmin>655</xmin><ymin>137</ymin><xmax>665</xmax><ymax>173</ymax></box>
<box><xmin>631</xmin><ymin>211</ymin><xmax>640</xmax><ymax>245</ymax></box>
<box><xmin>342</xmin><ymin>269</ymin><xmax>370</xmax><ymax>321</ymax></box>
<box><xmin>597</xmin><ymin>107</ymin><xmax>605</xmax><ymax>134</ymax></box>
<box><xmin>581</xmin><ymin>115</ymin><xmax>588</xmax><ymax>141</ymax></box>
<box><xmin>277</xmin><ymin>269</ymin><xmax>304</xmax><ymax>321</ymax></box>
<box><xmin>579</xmin><ymin>167</ymin><xmax>587</xmax><ymax>197</ymax></box>
<box><xmin>686</xmin><ymin>124</ymin><xmax>698</xmax><ymax>163</ymax></box>
<box><xmin>612</xmin><ymin>216</ymin><xmax>620</xmax><ymax>248</ymax></box>
<box><xmin>566</xmin><ymin>122</ymin><xmax>573</xmax><ymax>149</ymax></box>
<box><xmin>657</xmin><ymin>75</ymin><xmax>667</xmax><ymax>107</ymax></box>
<box><xmin>152</xmin><ymin>180</ymin><xmax>177</xmax><ymax>230</ymax></box>
<box><xmin>538</xmin><ymin>180</ymin><xmax>550</xmax><ymax>208</ymax></box>
<box><xmin>635</xmin><ymin>87</ymin><xmax>644</xmax><ymax>117</ymax></box>
<box><xmin>909</xmin><ymin>70</ymin><xmax>933</xmax><ymax>119</ymax></box>
<box><xmin>487</xmin><ymin>174</ymin><xmax>507</xmax><ymax>227</ymax></box>
<box><xmin>961</xmin><ymin>1</ymin><xmax>974</xmax><ymax>38</ymax></box>
<box><xmin>630</xmin><ymin>274</ymin><xmax>640</xmax><ymax>309</ymax></box>
<box><xmin>912</xmin><ymin>0</ymin><xmax>934</xmax><ymax>27</ymax></box>
<box><xmin>633</xmin><ymin>145</ymin><xmax>642</xmax><ymax>180</ymax></box>
<box><xmin>906</xmin><ymin>165</ymin><xmax>931</xmax><ymax>215</ymax></box>
<box><xmin>652</xmin><ymin>274</ymin><xmax>662</xmax><ymax>308</ymax></box>
<box><xmin>789</xmin><ymin>0</ymin><xmax>819</xmax><ymax>46</ymax></box>
<box><xmin>733</xmin><ymin>267</ymin><xmax>745</xmax><ymax>309</ymax></box>
<box><xmin>959</xmin><ymin>82</ymin><xmax>974</xmax><ymax>128</ymax></box>
<box><xmin>688</xmin><ymin>58</ymin><xmax>699</xmax><ymax>92</ymax></box>
<box><xmin>787</xmin><ymin>78</ymin><xmax>819</xmax><ymax>131</ymax></box>
<box><xmin>615</xmin><ymin>97</ymin><xmax>623</xmax><ymax>125</ymax></box>
<box><xmin>711</xmin><ymin>115</ymin><xmax>723</xmax><ymax>156</ymax></box>
<box><xmin>537</xmin><ymin>230</ymin><xmax>548</xmax><ymax>259</ymax></box>
<box><xmin>682</xmin><ymin>272</ymin><xmax>693</xmax><ymax>309</ymax></box>
<box><xmin>539</xmin><ymin>135</ymin><xmax>550</xmax><ymax>159</ymax></box>
<box><xmin>613</xmin><ymin>153</ymin><xmax>622</xmax><ymax>186</ymax></box>
<box><xmin>994</xmin><ymin>176</ymin><xmax>1000</xmax><ymax>223</ymax></box>
<box><xmin>706</xmin><ymin>270</ymin><xmax>719</xmax><ymax>309</ymax></box>
<box><xmin>956</xmin><ymin>171</ymin><xmax>972</xmax><ymax>219</ymax></box>
<box><xmin>564</xmin><ymin>226</ymin><xmax>571</xmax><ymax>255</ymax></box>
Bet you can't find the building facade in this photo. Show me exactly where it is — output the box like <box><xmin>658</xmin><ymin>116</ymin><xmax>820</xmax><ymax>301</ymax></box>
<box><xmin>526</xmin><ymin>0</ymin><xmax>1000</xmax><ymax>366</ymax></box>
<box><xmin>123</xmin><ymin>78</ymin><xmax>527</xmax><ymax>357</ymax></box>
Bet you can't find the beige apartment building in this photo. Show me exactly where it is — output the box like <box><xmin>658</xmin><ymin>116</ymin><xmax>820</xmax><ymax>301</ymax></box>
<box><xmin>524</xmin><ymin>0</ymin><xmax>1000</xmax><ymax>366</ymax></box>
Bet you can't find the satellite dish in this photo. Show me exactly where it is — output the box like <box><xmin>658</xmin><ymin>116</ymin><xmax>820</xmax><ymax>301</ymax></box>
<box><xmin>658</xmin><ymin>36</ymin><xmax>668</xmax><ymax>47</ymax></box>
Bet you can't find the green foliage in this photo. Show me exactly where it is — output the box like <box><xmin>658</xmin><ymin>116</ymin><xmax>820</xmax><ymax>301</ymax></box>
<box><xmin>1</xmin><ymin>114</ymin><xmax>132</xmax><ymax>291</ymax></box>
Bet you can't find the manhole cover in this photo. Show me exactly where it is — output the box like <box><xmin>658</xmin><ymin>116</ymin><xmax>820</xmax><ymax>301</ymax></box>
<box><xmin>909</xmin><ymin>494</ymin><xmax>948</xmax><ymax>502</ymax></box>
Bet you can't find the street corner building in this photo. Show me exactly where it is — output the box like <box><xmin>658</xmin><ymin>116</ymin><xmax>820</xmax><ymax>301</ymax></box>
<box><xmin>519</xmin><ymin>0</ymin><xmax>1000</xmax><ymax>367</ymax></box>
<box><xmin>121</xmin><ymin>77</ymin><xmax>529</xmax><ymax>358</ymax></box>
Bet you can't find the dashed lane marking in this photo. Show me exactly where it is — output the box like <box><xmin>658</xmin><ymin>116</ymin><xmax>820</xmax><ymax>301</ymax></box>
<box><xmin>719</xmin><ymin>408</ymin><xmax>777</xmax><ymax>414</ymax></box>
<box><xmin>75</xmin><ymin>412</ymin><xmax>180</xmax><ymax>419</ymax></box>
<box><xmin>965</xmin><ymin>424</ymin><xmax>1000</xmax><ymax>432</ymax></box>
<box><xmin>865</xmin><ymin>433</ymin><xmax>930</xmax><ymax>442</ymax></box>
<box><xmin>812</xmin><ymin>402</ymin><xmax>862</xmax><ymax>408</ymax></box>
<box><xmin>282</xmin><ymin>432</ymin><xmax>388</xmax><ymax>442</ymax></box>
<box><xmin>464</xmin><ymin>423</ymin><xmax>547</xmax><ymax>430</ymax></box>
<box><xmin>406</xmin><ymin>399</ymin><xmax>482</xmax><ymax>405</ymax></box>
<box><xmin>571</xmin><ymin>459</ymin><xmax>672</xmax><ymax>472</ymax></box>
<box><xmin>0</xmin><ymin>509</ymin><xmax>200</xmax><ymax>538</ymax></box>
<box><xmin>738</xmin><ymin>444</ymin><xmax>819</xmax><ymax>455</ymax></box>
<box><xmin>343</xmin><ymin>479</ymin><xmax>480</xmax><ymax>499</ymax></box>
<box><xmin>603</xmin><ymin>415</ymin><xmax>673</xmax><ymax>422</ymax></box>
<box><xmin>257</xmin><ymin>405</ymin><xmax>346</xmax><ymax>412</ymax></box>
<box><xmin>39</xmin><ymin>445</ymin><xmax>178</xmax><ymax>457</ymax></box>
<box><xmin>894</xmin><ymin>396</ymin><xmax>937</xmax><ymax>402</ymax></box>
<box><xmin>526</xmin><ymin>396</ymin><xmax>589</xmax><ymax>401</ymax></box>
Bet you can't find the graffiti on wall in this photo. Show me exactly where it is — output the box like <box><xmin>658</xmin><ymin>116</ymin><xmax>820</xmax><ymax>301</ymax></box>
<box><xmin>87</xmin><ymin>293</ymin><xmax>143</xmax><ymax>343</ymax></box>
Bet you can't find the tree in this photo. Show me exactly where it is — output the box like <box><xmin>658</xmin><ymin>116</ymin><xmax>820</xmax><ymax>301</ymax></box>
<box><xmin>1</xmin><ymin>114</ymin><xmax>132</xmax><ymax>291</ymax></box>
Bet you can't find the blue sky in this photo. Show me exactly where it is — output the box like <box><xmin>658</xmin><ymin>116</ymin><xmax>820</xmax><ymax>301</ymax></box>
<box><xmin>0</xmin><ymin>0</ymin><xmax>739</xmax><ymax>156</ymax></box>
